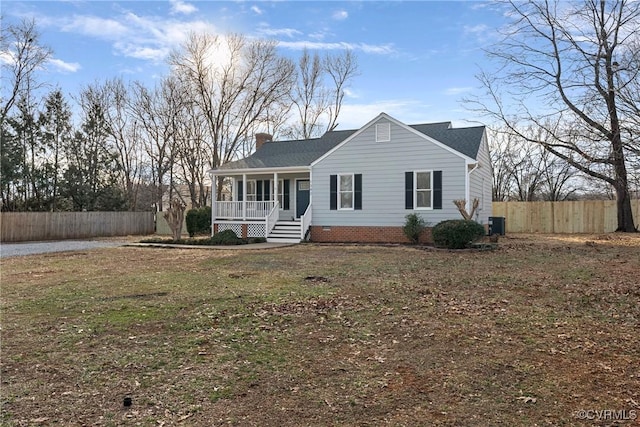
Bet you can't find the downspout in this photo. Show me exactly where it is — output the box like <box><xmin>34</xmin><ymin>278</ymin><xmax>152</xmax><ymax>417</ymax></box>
<box><xmin>466</xmin><ymin>162</ymin><xmax>479</xmax><ymax>212</ymax></box>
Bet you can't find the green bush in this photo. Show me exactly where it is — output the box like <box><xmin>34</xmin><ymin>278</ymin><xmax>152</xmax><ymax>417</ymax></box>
<box><xmin>209</xmin><ymin>229</ymin><xmax>243</xmax><ymax>245</ymax></box>
<box><xmin>403</xmin><ymin>213</ymin><xmax>427</xmax><ymax>244</ymax></box>
<box><xmin>140</xmin><ymin>229</ymin><xmax>248</xmax><ymax>246</ymax></box>
<box><xmin>432</xmin><ymin>219</ymin><xmax>485</xmax><ymax>249</ymax></box>
<box><xmin>185</xmin><ymin>206</ymin><xmax>212</xmax><ymax>237</ymax></box>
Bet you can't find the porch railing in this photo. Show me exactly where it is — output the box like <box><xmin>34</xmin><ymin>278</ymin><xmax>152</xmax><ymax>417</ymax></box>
<box><xmin>265</xmin><ymin>201</ymin><xmax>280</xmax><ymax>238</ymax></box>
<box><xmin>215</xmin><ymin>201</ymin><xmax>275</xmax><ymax>220</ymax></box>
<box><xmin>301</xmin><ymin>203</ymin><xmax>312</xmax><ymax>240</ymax></box>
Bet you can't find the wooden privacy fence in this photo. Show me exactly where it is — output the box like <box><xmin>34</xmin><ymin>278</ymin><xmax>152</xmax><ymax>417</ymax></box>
<box><xmin>0</xmin><ymin>211</ymin><xmax>155</xmax><ymax>242</ymax></box>
<box><xmin>492</xmin><ymin>200</ymin><xmax>640</xmax><ymax>233</ymax></box>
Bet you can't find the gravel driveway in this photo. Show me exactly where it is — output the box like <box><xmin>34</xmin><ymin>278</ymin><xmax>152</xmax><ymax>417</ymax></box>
<box><xmin>0</xmin><ymin>239</ymin><xmax>130</xmax><ymax>258</ymax></box>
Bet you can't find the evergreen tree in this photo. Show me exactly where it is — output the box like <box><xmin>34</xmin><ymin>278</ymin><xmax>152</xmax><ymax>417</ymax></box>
<box><xmin>38</xmin><ymin>89</ymin><xmax>73</xmax><ymax>210</ymax></box>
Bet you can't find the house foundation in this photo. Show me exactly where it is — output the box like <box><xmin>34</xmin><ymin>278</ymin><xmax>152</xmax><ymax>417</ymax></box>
<box><xmin>309</xmin><ymin>226</ymin><xmax>432</xmax><ymax>244</ymax></box>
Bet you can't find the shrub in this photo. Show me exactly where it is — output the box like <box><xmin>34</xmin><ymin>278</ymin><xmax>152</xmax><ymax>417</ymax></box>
<box><xmin>209</xmin><ymin>229</ymin><xmax>243</xmax><ymax>245</ymax></box>
<box><xmin>185</xmin><ymin>206</ymin><xmax>212</xmax><ymax>237</ymax></box>
<box><xmin>403</xmin><ymin>213</ymin><xmax>427</xmax><ymax>244</ymax></box>
<box><xmin>432</xmin><ymin>219</ymin><xmax>485</xmax><ymax>249</ymax></box>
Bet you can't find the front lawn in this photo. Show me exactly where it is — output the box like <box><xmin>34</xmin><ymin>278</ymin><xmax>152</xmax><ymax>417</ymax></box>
<box><xmin>1</xmin><ymin>234</ymin><xmax>639</xmax><ymax>426</ymax></box>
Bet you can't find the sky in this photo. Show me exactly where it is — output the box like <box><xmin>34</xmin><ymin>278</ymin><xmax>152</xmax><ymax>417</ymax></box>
<box><xmin>1</xmin><ymin>0</ymin><xmax>509</xmax><ymax>130</ymax></box>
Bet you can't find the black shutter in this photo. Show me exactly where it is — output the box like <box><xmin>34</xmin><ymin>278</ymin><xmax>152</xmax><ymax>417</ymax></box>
<box><xmin>330</xmin><ymin>175</ymin><xmax>338</xmax><ymax>210</ymax></box>
<box><xmin>354</xmin><ymin>174</ymin><xmax>362</xmax><ymax>210</ymax></box>
<box><xmin>283</xmin><ymin>180</ymin><xmax>290</xmax><ymax>210</ymax></box>
<box><xmin>237</xmin><ymin>180</ymin><xmax>243</xmax><ymax>202</ymax></box>
<box><xmin>433</xmin><ymin>171</ymin><xmax>442</xmax><ymax>210</ymax></box>
<box><xmin>264</xmin><ymin>180</ymin><xmax>270</xmax><ymax>201</ymax></box>
<box><xmin>256</xmin><ymin>180</ymin><xmax>263</xmax><ymax>201</ymax></box>
<box><xmin>405</xmin><ymin>172</ymin><xmax>413</xmax><ymax>209</ymax></box>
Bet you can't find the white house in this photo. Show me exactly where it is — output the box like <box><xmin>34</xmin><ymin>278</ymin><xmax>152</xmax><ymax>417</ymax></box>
<box><xmin>209</xmin><ymin>112</ymin><xmax>492</xmax><ymax>243</ymax></box>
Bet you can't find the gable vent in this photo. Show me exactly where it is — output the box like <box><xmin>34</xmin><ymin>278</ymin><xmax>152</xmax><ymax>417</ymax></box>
<box><xmin>376</xmin><ymin>123</ymin><xmax>390</xmax><ymax>142</ymax></box>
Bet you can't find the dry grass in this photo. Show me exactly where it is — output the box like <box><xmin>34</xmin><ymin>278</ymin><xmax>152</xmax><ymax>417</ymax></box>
<box><xmin>1</xmin><ymin>234</ymin><xmax>639</xmax><ymax>426</ymax></box>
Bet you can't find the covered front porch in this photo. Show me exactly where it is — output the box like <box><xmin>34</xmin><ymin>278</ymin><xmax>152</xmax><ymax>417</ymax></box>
<box><xmin>210</xmin><ymin>169</ymin><xmax>312</xmax><ymax>243</ymax></box>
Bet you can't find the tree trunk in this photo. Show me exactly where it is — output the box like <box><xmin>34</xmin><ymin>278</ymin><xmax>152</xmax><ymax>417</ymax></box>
<box><xmin>164</xmin><ymin>199</ymin><xmax>186</xmax><ymax>241</ymax></box>
<box><xmin>615</xmin><ymin>183</ymin><xmax>636</xmax><ymax>232</ymax></box>
<box><xmin>611</xmin><ymin>130</ymin><xmax>637</xmax><ymax>232</ymax></box>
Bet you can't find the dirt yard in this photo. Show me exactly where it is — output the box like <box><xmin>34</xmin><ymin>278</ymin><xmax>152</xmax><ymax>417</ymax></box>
<box><xmin>1</xmin><ymin>234</ymin><xmax>639</xmax><ymax>426</ymax></box>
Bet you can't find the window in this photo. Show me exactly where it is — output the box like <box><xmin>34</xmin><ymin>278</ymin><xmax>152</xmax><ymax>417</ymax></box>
<box><xmin>339</xmin><ymin>174</ymin><xmax>354</xmax><ymax>209</ymax></box>
<box><xmin>330</xmin><ymin>174</ymin><xmax>362</xmax><ymax>210</ymax></box>
<box><xmin>405</xmin><ymin>170</ymin><xmax>442</xmax><ymax>210</ymax></box>
<box><xmin>270</xmin><ymin>179</ymin><xmax>290</xmax><ymax>210</ymax></box>
<box><xmin>272</xmin><ymin>179</ymin><xmax>284</xmax><ymax>206</ymax></box>
<box><xmin>246</xmin><ymin>180</ymin><xmax>257</xmax><ymax>202</ymax></box>
<box><xmin>376</xmin><ymin>123</ymin><xmax>390</xmax><ymax>142</ymax></box>
<box><xmin>415</xmin><ymin>171</ymin><xmax>432</xmax><ymax>209</ymax></box>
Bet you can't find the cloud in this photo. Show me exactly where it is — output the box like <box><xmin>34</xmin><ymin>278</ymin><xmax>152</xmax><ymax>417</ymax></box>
<box><xmin>444</xmin><ymin>86</ymin><xmax>473</xmax><ymax>96</ymax></box>
<box><xmin>251</xmin><ymin>5</ymin><xmax>263</xmax><ymax>15</ymax></box>
<box><xmin>58</xmin><ymin>12</ymin><xmax>217</xmax><ymax>63</ymax></box>
<box><xmin>62</xmin><ymin>16</ymin><xmax>129</xmax><ymax>39</ymax></box>
<box><xmin>463</xmin><ymin>24</ymin><xmax>489</xmax><ymax>35</ymax></box>
<box><xmin>114</xmin><ymin>42</ymin><xmax>169</xmax><ymax>62</ymax></box>
<box><xmin>308</xmin><ymin>31</ymin><xmax>327</xmax><ymax>41</ymax></box>
<box><xmin>256</xmin><ymin>25</ymin><xmax>302</xmax><ymax>38</ymax></box>
<box><xmin>337</xmin><ymin>99</ymin><xmax>432</xmax><ymax>129</ymax></box>
<box><xmin>0</xmin><ymin>51</ymin><xmax>16</xmax><ymax>67</ymax></box>
<box><xmin>169</xmin><ymin>0</ymin><xmax>197</xmax><ymax>15</ymax></box>
<box><xmin>333</xmin><ymin>10</ymin><xmax>348</xmax><ymax>21</ymax></box>
<box><xmin>47</xmin><ymin>58</ymin><xmax>81</xmax><ymax>73</ymax></box>
<box><xmin>279</xmin><ymin>40</ymin><xmax>395</xmax><ymax>55</ymax></box>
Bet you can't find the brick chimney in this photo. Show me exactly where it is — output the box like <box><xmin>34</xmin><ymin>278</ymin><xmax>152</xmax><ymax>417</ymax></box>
<box><xmin>255</xmin><ymin>133</ymin><xmax>272</xmax><ymax>150</ymax></box>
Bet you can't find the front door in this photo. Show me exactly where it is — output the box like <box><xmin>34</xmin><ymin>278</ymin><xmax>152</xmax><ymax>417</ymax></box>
<box><xmin>296</xmin><ymin>179</ymin><xmax>310</xmax><ymax>218</ymax></box>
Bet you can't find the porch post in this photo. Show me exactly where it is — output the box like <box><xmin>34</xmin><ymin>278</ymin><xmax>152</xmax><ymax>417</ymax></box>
<box><xmin>274</xmin><ymin>172</ymin><xmax>279</xmax><ymax>207</ymax></box>
<box><xmin>242</xmin><ymin>173</ymin><xmax>247</xmax><ymax>221</ymax></box>
<box><xmin>211</xmin><ymin>173</ymin><xmax>216</xmax><ymax>236</ymax></box>
<box><xmin>309</xmin><ymin>169</ymin><xmax>312</xmax><ymax>206</ymax></box>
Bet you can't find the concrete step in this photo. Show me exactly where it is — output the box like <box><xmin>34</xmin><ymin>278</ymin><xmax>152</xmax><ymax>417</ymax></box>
<box><xmin>276</xmin><ymin>220</ymin><xmax>301</xmax><ymax>226</ymax></box>
<box><xmin>266</xmin><ymin>237</ymin><xmax>301</xmax><ymax>243</ymax></box>
<box><xmin>269</xmin><ymin>220</ymin><xmax>301</xmax><ymax>243</ymax></box>
<box><xmin>272</xmin><ymin>225</ymin><xmax>300</xmax><ymax>232</ymax></box>
<box><xmin>269</xmin><ymin>231</ymin><xmax>301</xmax><ymax>238</ymax></box>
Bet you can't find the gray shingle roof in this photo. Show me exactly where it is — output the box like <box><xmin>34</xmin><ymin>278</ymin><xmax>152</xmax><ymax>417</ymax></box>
<box><xmin>410</xmin><ymin>122</ymin><xmax>485</xmax><ymax>159</ymax></box>
<box><xmin>217</xmin><ymin>122</ymin><xmax>484</xmax><ymax>171</ymax></box>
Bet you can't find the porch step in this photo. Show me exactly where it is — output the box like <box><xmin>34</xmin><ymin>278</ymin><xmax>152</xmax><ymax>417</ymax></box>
<box><xmin>267</xmin><ymin>220</ymin><xmax>302</xmax><ymax>243</ymax></box>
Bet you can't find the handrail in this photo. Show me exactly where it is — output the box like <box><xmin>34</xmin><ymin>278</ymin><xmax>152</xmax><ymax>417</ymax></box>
<box><xmin>300</xmin><ymin>203</ymin><xmax>312</xmax><ymax>240</ymax></box>
<box><xmin>215</xmin><ymin>201</ymin><xmax>275</xmax><ymax>219</ymax></box>
<box><xmin>265</xmin><ymin>201</ymin><xmax>280</xmax><ymax>238</ymax></box>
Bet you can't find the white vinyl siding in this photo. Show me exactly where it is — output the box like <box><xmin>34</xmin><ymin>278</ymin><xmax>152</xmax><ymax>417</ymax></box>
<box><xmin>468</xmin><ymin>132</ymin><xmax>492</xmax><ymax>225</ymax></box>
<box><xmin>312</xmin><ymin>118</ymin><xmax>467</xmax><ymax>226</ymax></box>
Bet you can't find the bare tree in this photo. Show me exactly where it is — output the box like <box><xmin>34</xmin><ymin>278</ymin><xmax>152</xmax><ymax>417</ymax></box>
<box><xmin>490</xmin><ymin>126</ymin><xmax>582</xmax><ymax>201</ymax></box>
<box><xmin>285</xmin><ymin>49</ymin><xmax>358</xmax><ymax>139</ymax></box>
<box><xmin>173</xmin><ymin>88</ymin><xmax>211</xmax><ymax>208</ymax></box>
<box><xmin>489</xmin><ymin>128</ymin><xmax>546</xmax><ymax>201</ymax></box>
<box><xmin>168</xmin><ymin>32</ymin><xmax>296</xmax><ymax>197</ymax></box>
<box><xmin>130</xmin><ymin>78</ymin><xmax>184</xmax><ymax>211</ymax></box>
<box><xmin>467</xmin><ymin>0</ymin><xmax>639</xmax><ymax>231</ymax></box>
<box><xmin>488</xmin><ymin>129</ymin><xmax>514</xmax><ymax>201</ymax></box>
<box><xmin>538</xmin><ymin>148</ymin><xmax>580</xmax><ymax>201</ymax></box>
<box><xmin>102</xmin><ymin>78</ymin><xmax>145</xmax><ymax>210</ymax></box>
<box><xmin>0</xmin><ymin>18</ymin><xmax>51</xmax><ymax>127</ymax></box>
